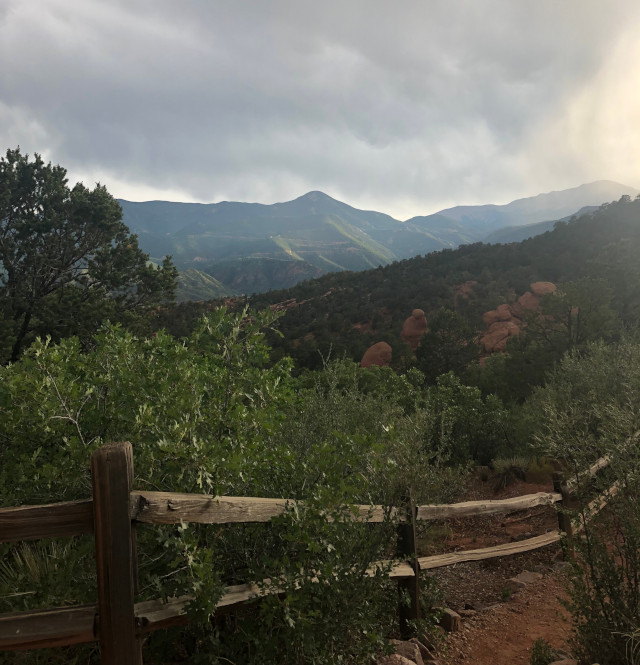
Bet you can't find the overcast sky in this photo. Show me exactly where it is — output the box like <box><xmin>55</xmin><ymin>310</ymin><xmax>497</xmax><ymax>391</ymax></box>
<box><xmin>2</xmin><ymin>1</ymin><xmax>640</xmax><ymax>219</ymax></box>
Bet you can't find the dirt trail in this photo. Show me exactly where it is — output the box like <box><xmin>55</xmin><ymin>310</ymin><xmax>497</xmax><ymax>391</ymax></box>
<box><xmin>437</xmin><ymin>570</ymin><xmax>572</xmax><ymax>665</ymax></box>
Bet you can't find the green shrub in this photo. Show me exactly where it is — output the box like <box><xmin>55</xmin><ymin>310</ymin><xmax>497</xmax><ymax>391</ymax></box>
<box><xmin>525</xmin><ymin>457</ymin><xmax>556</xmax><ymax>484</ymax></box>
<box><xmin>492</xmin><ymin>456</ymin><xmax>530</xmax><ymax>492</ymax></box>
<box><xmin>0</xmin><ymin>311</ymin><xmax>465</xmax><ymax>664</ymax></box>
<box><xmin>530</xmin><ymin>337</ymin><xmax>640</xmax><ymax>664</ymax></box>
<box><xmin>530</xmin><ymin>637</ymin><xmax>561</xmax><ymax>665</ymax></box>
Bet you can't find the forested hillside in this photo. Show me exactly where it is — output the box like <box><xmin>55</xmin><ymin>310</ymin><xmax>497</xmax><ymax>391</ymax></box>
<box><xmin>157</xmin><ymin>196</ymin><xmax>640</xmax><ymax>388</ymax></box>
<box><xmin>121</xmin><ymin>181</ymin><xmax>637</xmax><ymax>295</ymax></box>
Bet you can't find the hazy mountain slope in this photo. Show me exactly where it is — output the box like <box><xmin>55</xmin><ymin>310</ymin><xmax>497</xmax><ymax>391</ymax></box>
<box><xmin>176</xmin><ymin>269</ymin><xmax>230</xmax><ymax>302</ymax></box>
<box><xmin>121</xmin><ymin>182</ymin><xmax>638</xmax><ymax>299</ymax></box>
<box><xmin>406</xmin><ymin>181</ymin><xmax>638</xmax><ymax>236</ymax></box>
<box><xmin>119</xmin><ymin>192</ymin><xmax>402</xmax><ymax>293</ymax></box>
<box><xmin>484</xmin><ymin>206</ymin><xmax>599</xmax><ymax>244</ymax></box>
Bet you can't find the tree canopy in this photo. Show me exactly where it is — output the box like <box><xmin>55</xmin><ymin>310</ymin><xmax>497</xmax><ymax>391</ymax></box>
<box><xmin>0</xmin><ymin>148</ymin><xmax>177</xmax><ymax>362</ymax></box>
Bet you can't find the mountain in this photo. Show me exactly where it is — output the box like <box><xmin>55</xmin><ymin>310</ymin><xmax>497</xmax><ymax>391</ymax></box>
<box><xmin>483</xmin><ymin>206</ymin><xmax>599</xmax><ymax>244</ymax></box>
<box><xmin>406</xmin><ymin>181</ymin><xmax>639</xmax><ymax>239</ymax></box>
<box><xmin>120</xmin><ymin>181</ymin><xmax>638</xmax><ymax>298</ymax></box>
<box><xmin>244</xmin><ymin>195</ymin><xmax>640</xmax><ymax>371</ymax></box>
<box><xmin>154</xmin><ymin>196</ymin><xmax>640</xmax><ymax>373</ymax></box>
<box><xmin>119</xmin><ymin>191</ymin><xmax>401</xmax><ymax>294</ymax></box>
<box><xmin>176</xmin><ymin>269</ymin><xmax>229</xmax><ymax>302</ymax></box>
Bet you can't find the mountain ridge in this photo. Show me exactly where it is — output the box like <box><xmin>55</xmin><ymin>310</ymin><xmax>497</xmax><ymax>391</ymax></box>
<box><xmin>120</xmin><ymin>180</ymin><xmax>638</xmax><ymax>297</ymax></box>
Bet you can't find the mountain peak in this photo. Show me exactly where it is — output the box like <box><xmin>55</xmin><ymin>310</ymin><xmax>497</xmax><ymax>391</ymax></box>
<box><xmin>297</xmin><ymin>190</ymin><xmax>335</xmax><ymax>203</ymax></box>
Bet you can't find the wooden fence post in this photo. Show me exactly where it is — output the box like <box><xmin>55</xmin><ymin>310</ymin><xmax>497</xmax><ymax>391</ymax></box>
<box><xmin>91</xmin><ymin>442</ymin><xmax>142</xmax><ymax>665</ymax></box>
<box><xmin>396</xmin><ymin>492</ymin><xmax>420</xmax><ymax>638</ymax></box>
<box><xmin>553</xmin><ymin>472</ymin><xmax>574</xmax><ymax>560</ymax></box>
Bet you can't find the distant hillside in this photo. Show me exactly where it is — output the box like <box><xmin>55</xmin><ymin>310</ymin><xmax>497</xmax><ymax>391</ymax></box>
<box><xmin>245</xmin><ymin>196</ymin><xmax>640</xmax><ymax>370</ymax></box>
<box><xmin>122</xmin><ymin>181</ymin><xmax>638</xmax><ymax>298</ymax></box>
<box><xmin>406</xmin><ymin>181</ymin><xmax>638</xmax><ymax>237</ymax></box>
<box><xmin>120</xmin><ymin>192</ymin><xmax>401</xmax><ymax>294</ymax></box>
<box><xmin>176</xmin><ymin>269</ymin><xmax>230</xmax><ymax>302</ymax></box>
<box><xmin>483</xmin><ymin>206</ymin><xmax>599</xmax><ymax>244</ymax></box>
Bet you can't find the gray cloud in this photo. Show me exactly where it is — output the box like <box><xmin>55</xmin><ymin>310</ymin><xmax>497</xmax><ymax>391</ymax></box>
<box><xmin>2</xmin><ymin>0</ymin><xmax>640</xmax><ymax>218</ymax></box>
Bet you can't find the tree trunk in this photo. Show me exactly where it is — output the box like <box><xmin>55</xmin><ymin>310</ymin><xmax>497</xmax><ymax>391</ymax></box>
<box><xmin>10</xmin><ymin>310</ymin><xmax>32</xmax><ymax>363</ymax></box>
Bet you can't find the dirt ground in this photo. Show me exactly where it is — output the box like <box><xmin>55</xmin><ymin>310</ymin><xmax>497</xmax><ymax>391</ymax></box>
<box><xmin>435</xmin><ymin>569</ymin><xmax>571</xmax><ymax>665</ymax></box>
<box><xmin>424</xmin><ymin>476</ymin><xmax>575</xmax><ymax>664</ymax></box>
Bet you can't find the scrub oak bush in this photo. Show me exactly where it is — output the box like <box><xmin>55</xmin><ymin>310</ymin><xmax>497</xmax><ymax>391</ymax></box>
<box><xmin>0</xmin><ymin>308</ymin><xmax>467</xmax><ymax>664</ymax></box>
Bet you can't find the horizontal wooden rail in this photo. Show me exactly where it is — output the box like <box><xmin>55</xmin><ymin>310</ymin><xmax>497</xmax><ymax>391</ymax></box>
<box><xmin>417</xmin><ymin>492</ymin><xmax>561</xmax><ymax>520</ymax></box>
<box><xmin>417</xmin><ymin>531</ymin><xmax>561</xmax><ymax>570</ymax></box>
<box><xmin>575</xmin><ymin>480</ymin><xmax>621</xmax><ymax>534</ymax></box>
<box><xmin>130</xmin><ymin>491</ymin><xmax>395</xmax><ymax>525</ymax></box>
<box><xmin>566</xmin><ymin>455</ymin><xmax>611</xmax><ymax>491</ymax></box>
<box><xmin>0</xmin><ymin>489</ymin><xmax>572</xmax><ymax>541</ymax></box>
<box><xmin>1</xmin><ymin>559</ymin><xmax>416</xmax><ymax>650</ymax></box>
<box><xmin>136</xmin><ymin>560</ymin><xmax>415</xmax><ymax>634</ymax></box>
<box><xmin>0</xmin><ymin>604</ymin><xmax>96</xmax><ymax>650</ymax></box>
<box><xmin>0</xmin><ymin>499</ymin><xmax>94</xmax><ymax>543</ymax></box>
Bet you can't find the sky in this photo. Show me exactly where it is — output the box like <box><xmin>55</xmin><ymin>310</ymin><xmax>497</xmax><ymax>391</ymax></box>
<box><xmin>2</xmin><ymin>0</ymin><xmax>640</xmax><ymax>220</ymax></box>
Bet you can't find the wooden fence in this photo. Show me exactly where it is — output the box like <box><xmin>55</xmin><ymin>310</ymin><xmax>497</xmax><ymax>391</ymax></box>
<box><xmin>0</xmin><ymin>441</ymin><xmax>617</xmax><ymax>664</ymax></box>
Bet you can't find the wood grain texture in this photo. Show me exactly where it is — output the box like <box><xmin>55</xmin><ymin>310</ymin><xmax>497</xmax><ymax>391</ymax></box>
<box><xmin>396</xmin><ymin>496</ymin><xmax>420</xmax><ymax>638</ymax></box>
<box><xmin>575</xmin><ymin>480</ymin><xmax>621</xmax><ymax>534</ymax></box>
<box><xmin>417</xmin><ymin>531</ymin><xmax>561</xmax><ymax>570</ymax></box>
<box><xmin>566</xmin><ymin>455</ymin><xmax>611</xmax><ymax>492</ymax></box>
<box><xmin>417</xmin><ymin>492</ymin><xmax>562</xmax><ymax>520</ymax></box>
<box><xmin>0</xmin><ymin>499</ymin><xmax>93</xmax><ymax>543</ymax></box>
<box><xmin>0</xmin><ymin>604</ymin><xmax>96</xmax><ymax>650</ymax></box>
<box><xmin>135</xmin><ymin>583</ymin><xmax>269</xmax><ymax>633</ymax></box>
<box><xmin>130</xmin><ymin>491</ymin><xmax>395</xmax><ymax>524</ymax></box>
<box><xmin>135</xmin><ymin>563</ymin><xmax>416</xmax><ymax>635</ymax></box>
<box><xmin>91</xmin><ymin>441</ymin><xmax>142</xmax><ymax>665</ymax></box>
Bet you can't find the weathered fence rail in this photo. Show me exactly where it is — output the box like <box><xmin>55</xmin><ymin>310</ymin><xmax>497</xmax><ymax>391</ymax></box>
<box><xmin>0</xmin><ymin>441</ymin><xmax>617</xmax><ymax>662</ymax></box>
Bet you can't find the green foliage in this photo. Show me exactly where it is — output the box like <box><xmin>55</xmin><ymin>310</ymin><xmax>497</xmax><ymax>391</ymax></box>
<box><xmin>530</xmin><ymin>335</ymin><xmax>640</xmax><ymax>664</ymax></box>
<box><xmin>0</xmin><ymin>148</ymin><xmax>177</xmax><ymax>362</ymax></box>
<box><xmin>529</xmin><ymin>637</ymin><xmax>561</xmax><ymax>665</ymax></box>
<box><xmin>415</xmin><ymin>307</ymin><xmax>480</xmax><ymax>384</ymax></box>
<box><xmin>0</xmin><ymin>310</ymin><xmax>473</xmax><ymax>664</ymax></box>
<box><xmin>491</xmin><ymin>456</ymin><xmax>529</xmax><ymax>492</ymax></box>
<box><xmin>428</xmin><ymin>372</ymin><xmax>509</xmax><ymax>465</ymax></box>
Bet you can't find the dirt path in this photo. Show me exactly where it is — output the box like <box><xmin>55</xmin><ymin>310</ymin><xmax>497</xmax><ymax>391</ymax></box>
<box><xmin>436</xmin><ymin>570</ymin><xmax>572</xmax><ymax>665</ymax></box>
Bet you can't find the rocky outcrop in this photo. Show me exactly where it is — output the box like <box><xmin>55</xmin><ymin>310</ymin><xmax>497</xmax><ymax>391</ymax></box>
<box><xmin>361</xmin><ymin>341</ymin><xmax>392</xmax><ymax>368</ymax></box>
<box><xmin>530</xmin><ymin>281</ymin><xmax>556</xmax><ymax>297</ymax></box>
<box><xmin>482</xmin><ymin>321</ymin><xmax>521</xmax><ymax>353</ymax></box>
<box><xmin>479</xmin><ymin>282</ymin><xmax>556</xmax><ymax>353</ymax></box>
<box><xmin>401</xmin><ymin>309</ymin><xmax>428</xmax><ymax>350</ymax></box>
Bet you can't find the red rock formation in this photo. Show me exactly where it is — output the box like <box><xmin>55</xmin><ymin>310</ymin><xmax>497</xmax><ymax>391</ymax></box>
<box><xmin>400</xmin><ymin>309</ymin><xmax>428</xmax><ymax>350</ymax></box>
<box><xmin>482</xmin><ymin>321</ymin><xmax>520</xmax><ymax>353</ymax></box>
<box><xmin>360</xmin><ymin>341</ymin><xmax>392</xmax><ymax>368</ymax></box>
<box><xmin>530</xmin><ymin>281</ymin><xmax>556</xmax><ymax>297</ymax></box>
<box><xmin>479</xmin><ymin>281</ymin><xmax>556</xmax><ymax>353</ymax></box>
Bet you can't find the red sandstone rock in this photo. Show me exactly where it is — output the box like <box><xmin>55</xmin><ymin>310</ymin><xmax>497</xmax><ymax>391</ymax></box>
<box><xmin>517</xmin><ymin>291</ymin><xmax>539</xmax><ymax>311</ymax></box>
<box><xmin>479</xmin><ymin>281</ymin><xmax>557</xmax><ymax>357</ymax></box>
<box><xmin>401</xmin><ymin>309</ymin><xmax>428</xmax><ymax>350</ymax></box>
<box><xmin>360</xmin><ymin>341</ymin><xmax>392</xmax><ymax>368</ymax></box>
<box><xmin>496</xmin><ymin>303</ymin><xmax>512</xmax><ymax>321</ymax></box>
<box><xmin>530</xmin><ymin>281</ymin><xmax>556</xmax><ymax>297</ymax></box>
<box><xmin>482</xmin><ymin>309</ymin><xmax>502</xmax><ymax>327</ymax></box>
<box><xmin>482</xmin><ymin>321</ymin><xmax>520</xmax><ymax>353</ymax></box>
<box><xmin>453</xmin><ymin>280</ymin><xmax>477</xmax><ymax>306</ymax></box>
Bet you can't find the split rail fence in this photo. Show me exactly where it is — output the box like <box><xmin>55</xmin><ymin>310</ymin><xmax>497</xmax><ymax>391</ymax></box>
<box><xmin>0</xmin><ymin>441</ymin><xmax>618</xmax><ymax>664</ymax></box>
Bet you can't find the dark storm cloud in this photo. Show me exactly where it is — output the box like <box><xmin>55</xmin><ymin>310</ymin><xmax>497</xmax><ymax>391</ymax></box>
<box><xmin>2</xmin><ymin>0</ymin><xmax>640</xmax><ymax>218</ymax></box>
